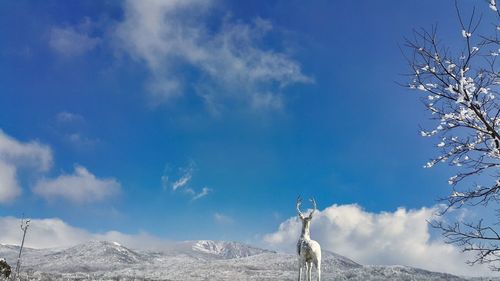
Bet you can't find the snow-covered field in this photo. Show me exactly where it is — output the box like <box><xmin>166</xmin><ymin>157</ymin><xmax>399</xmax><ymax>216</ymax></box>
<box><xmin>0</xmin><ymin>240</ymin><xmax>492</xmax><ymax>280</ymax></box>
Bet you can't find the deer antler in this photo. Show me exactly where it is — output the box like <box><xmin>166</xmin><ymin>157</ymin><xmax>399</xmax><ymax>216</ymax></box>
<box><xmin>308</xmin><ymin>198</ymin><xmax>317</xmax><ymax>218</ymax></box>
<box><xmin>296</xmin><ymin>196</ymin><xmax>305</xmax><ymax>219</ymax></box>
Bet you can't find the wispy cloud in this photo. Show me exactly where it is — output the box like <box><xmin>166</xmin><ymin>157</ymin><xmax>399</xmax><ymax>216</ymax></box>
<box><xmin>56</xmin><ymin>111</ymin><xmax>85</xmax><ymax>124</ymax></box>
<box><xmin>114</xmin><ymin>0</ymin><xmax>312</xmax><ymax>111</ymax></box>
<box><xmin>33</xmin><ymin>165</ymin><xmax>121</xmax><ymax>204</ymax></box>
<box><xmin>63</xmin><ymin>133</ymin><xmax>99</xmax><ymax>147</ymax></box>
<box><xmin>172</xmin><ymin>171</ymin><xmax>192</xmax><ymax>191</ymax></box>
<box><xmin>162</xmin><ymin>163</ymin><xmax>211</xmax><ymax>201</ymax></box>
<box><xmin>161</xmin><ymin>173</ymin><xmax>169</xmax><ymax>191</ymax></box>
<box><xmin>213</xmin><ymin>212</ymin><xmax>233</xmax><ymax>224</ymax></box>
<box><xmin>54</xmin><ymin>111</ymin><xmax>99</xmax><ymax>148</ymax></box>
<box><xmin>190</xmin><ymin>187</ymin><xmax>212</xmax><ymax>201</ymax></box>
<box><xmin>49</xmin><ymin>18</ymin><xmax>100</xmax><ymax>57</ymax></box>
<box><xmin>0</xmin><ymin>130</ymin><xmax>53</xmax><ymax>204</ymax></box>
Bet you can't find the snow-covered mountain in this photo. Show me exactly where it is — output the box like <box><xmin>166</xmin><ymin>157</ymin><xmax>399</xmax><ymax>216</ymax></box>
<box><xmin>34</xmin><ymin>241</ymin><xmax>147</xmax><ymax>273</ymax></box>
<box><xmin>179</xmin><ymin>240</ymin><xmax>273</xmax><ymax>259</ymax></box>
<box><xmin>0</xmin><ymin>240</ymin><xmax>491</xmax><ymax>280</ymax></box>
<box><xmin>0</xmin><ymin>244</ymin><xmax>46</xmax><ymax>266</ymax></box>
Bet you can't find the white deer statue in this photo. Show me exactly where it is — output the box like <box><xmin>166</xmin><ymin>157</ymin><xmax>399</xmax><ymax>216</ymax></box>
<box><xmin>296</xmin><ymin>197</ymin><xmax>321</xmax><ymax>281</ymax></box>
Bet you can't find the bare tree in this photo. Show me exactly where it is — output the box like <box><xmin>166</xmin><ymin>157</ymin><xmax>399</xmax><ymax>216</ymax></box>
<box><xmin>11</xmin><ymin>217</ymin><xmax>30</xmax><ymax>281</ymax></box>
<box><xmin>405</xmin><ymin>0</ymin><xmax>500</xmax><ymax>270</ymax></box>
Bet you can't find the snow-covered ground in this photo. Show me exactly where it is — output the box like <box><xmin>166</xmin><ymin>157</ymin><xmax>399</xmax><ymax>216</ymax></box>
<box><xmin>0</xmin><ymin>240</ymin><xmax>493</xmax><ymax>280</ymax></box>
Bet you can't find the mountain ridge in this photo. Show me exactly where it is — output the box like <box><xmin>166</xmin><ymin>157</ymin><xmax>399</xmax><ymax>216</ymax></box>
<box><xmin>0</xmin><ymin>240</ymin><xmax>491</xmax><ymax>280</ymax></box>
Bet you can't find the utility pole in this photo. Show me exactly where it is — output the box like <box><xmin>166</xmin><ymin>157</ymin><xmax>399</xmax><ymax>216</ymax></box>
<box><xmin>11</xmin><ymin>216</ymin><xmax>30</xmax><ymax>281</ymax></box>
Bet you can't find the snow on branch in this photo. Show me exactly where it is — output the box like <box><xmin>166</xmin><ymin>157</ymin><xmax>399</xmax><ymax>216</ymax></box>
<box><xmin>405</xmin><ymin>1</ymin><xmax>500</xmax><ymax>270</ymax></box>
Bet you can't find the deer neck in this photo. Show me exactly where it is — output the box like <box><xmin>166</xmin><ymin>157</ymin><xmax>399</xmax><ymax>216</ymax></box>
<box><xmin>301</xmin><ymin>225</ymin><xmax>311</xmax><ymax>240</ymax></box>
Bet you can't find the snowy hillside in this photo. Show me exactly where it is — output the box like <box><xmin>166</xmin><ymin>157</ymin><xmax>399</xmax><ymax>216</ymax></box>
<box><xmin>0</xmin><ymin>240</ymin><xmax>489</xmax><ymax>280</ymax></box>
<box><xmin>182</xmin><ymin>240</ymin><xmax>273</xmax><ymax>259</ymax></box>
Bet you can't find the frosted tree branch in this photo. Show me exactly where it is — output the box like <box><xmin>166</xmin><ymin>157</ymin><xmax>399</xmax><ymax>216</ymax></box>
<box><xmin>405</xmin><ymin>1</ymin><xmax>500</xmax><ymax>270</ymax></box>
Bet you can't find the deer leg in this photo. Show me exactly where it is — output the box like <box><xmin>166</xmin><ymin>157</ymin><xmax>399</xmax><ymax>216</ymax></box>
<box><xmin>304</xmin><ymin>262</ymin><xmax>308</xmax><ymax>281</ymax></box>
<box><xmin>314</xmin><ymin>259</ymin><xmax>321</xmax><ymax>281</ymax></box>
<box><xmin>307</xmin><ymin>262</ymin><xmax>312</xmax><ymax>281</ymax></box>
<box><xmin>297</xmin><ymin>261</ymin><xmax>302</xmax><ymax>281</ymax></box>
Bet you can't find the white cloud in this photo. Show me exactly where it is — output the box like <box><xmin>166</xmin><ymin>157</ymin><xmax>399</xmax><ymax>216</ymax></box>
<box><xmin>0</xmin><ymin>216</ymin><xmax>169</xmax><ymax>250</ymax></box>
<box><xmin>213</xmin><ymin>212</ymin><xmax>233</xmax><ymax>224</ymax></box>
<box><xmin>33</xmin><ymin>165</ymin><xmax>120</xmax><ymax>204</ymax></box>
<box><xmin>0</xmin><ymin>161</ymin><xmax>20</xmax><ymax>203</ymax></box>
<box><xmin>263</xmin><ymin>203</ymin><xmax>491</xmax><ymax>276</ymax></box>
<box><xmin>0</xmin><ymin>129</ymin><xmax>117</xmax><ymax>204</ymax></box>
<box><xmin>0</xmin><ymin>216</ymin><xmax>92</xmax><ymax>249</ymax></box>
<box><xmin>114</xmin><ymin>0</ymin><xmax>312</xmax><ymax>110</ymax></box>
<box><xmin>49</xmin><ymin>20</ymin><xmax>100</xmax><ymax>57</ymax></box>
<box><xmin>0</xmin><ymin>130</ymin><xmax>53</xmax><ymax>204</ymax></box>
<box><xmin>0</xmin><ymin>130</ymin><xmax>52</xmax><ymax>172</ymax></box>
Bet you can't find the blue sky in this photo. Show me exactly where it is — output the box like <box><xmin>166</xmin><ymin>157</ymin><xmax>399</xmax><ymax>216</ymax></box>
<box><xmin>0</xmin><ymin>0</ymin><xmax>495</xmax><ymax>275</ymax></box>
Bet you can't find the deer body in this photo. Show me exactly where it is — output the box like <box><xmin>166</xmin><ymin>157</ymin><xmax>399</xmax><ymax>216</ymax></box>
<box><xmin>296</xmin><ymin>198</ymin><xmax>321</xmax><ymax>281</ymax></box>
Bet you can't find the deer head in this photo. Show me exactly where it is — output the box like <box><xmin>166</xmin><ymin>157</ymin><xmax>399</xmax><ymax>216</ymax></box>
<box><xmin>296</xmin><ymin>197</ymin><xmax>317</xmax><ymax>232</ymax></box>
